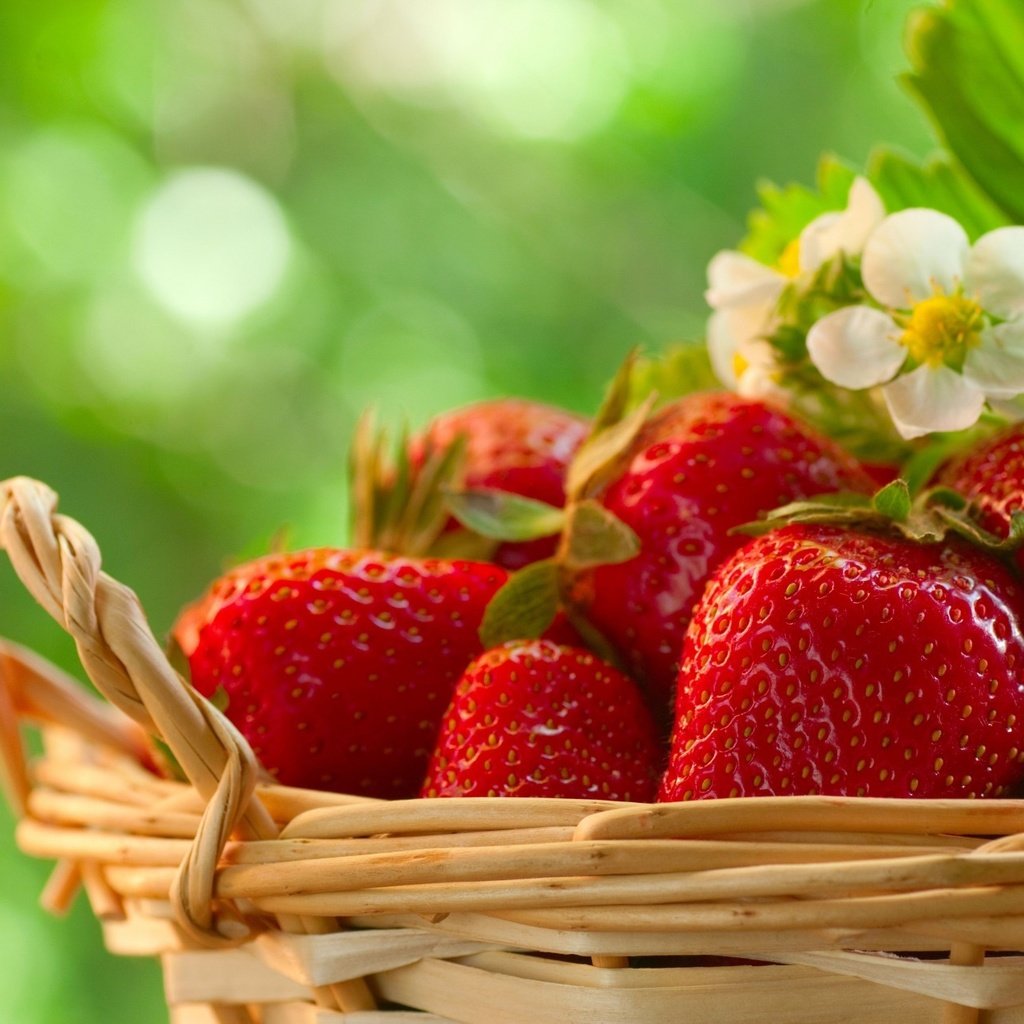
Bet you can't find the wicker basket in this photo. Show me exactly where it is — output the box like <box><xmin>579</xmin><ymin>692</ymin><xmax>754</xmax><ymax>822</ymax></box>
<box><xmin>6</xmin><ymin>476</ymin><xmax>1024</xmax><ymax>1024</ymax></box>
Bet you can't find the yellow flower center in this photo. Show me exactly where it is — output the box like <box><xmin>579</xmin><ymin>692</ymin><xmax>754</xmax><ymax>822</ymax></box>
<box><xmin>732</xmin><ymin>351</ymin><xmax>751</xmax><ymax>380</ymax></box>
<box><xmin>900</xmin><ymin>293</ymin><xmax>983</xmax><ymax>368</ymax></box>
<box><xmin>777</xmin><ymin>239</ymin><xmax>801</xmax><ymax>279</ymax></box>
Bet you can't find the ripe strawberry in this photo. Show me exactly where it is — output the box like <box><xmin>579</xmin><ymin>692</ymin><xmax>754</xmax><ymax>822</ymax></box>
<box><xmin>936</xmin><ymin>422</ymin><xmax>1024</xmax><ymax>572</ymax></box>
<box><xmin>569</xmin><ymin>393</ymin><xmax>873</xmax><ymax>713</ymax></box>
<box><xmin>659</xmin><ymin>523</ymin><xmax>1024</xmax><ymax>801</ymax></box>
<box><xmin>174</xmin><ymin>549</ymin><xmax>507</xmax><ymax>798</ymax></box>
<box><xmin>410</xmin><ymin>399</ymin><xmax>589</xmax><ymax>569</ymax></box>
<box><xmin>422</xmin><ymin>639</ymin><xmax>661</xmax><ymax>800</ymax></box>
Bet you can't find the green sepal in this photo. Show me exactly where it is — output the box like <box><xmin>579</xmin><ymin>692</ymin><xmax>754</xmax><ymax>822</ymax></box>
<box><xmin>427</xmin><ymin>531</ymin><xmax>499</xmax><ymax>562</ymax></box>
<box><xmin>592</xmin><ymin>348</ymin><xmax>641</xmax><ymax>434</ymax></box>
<box><xmin>562</xmin><ymin>500</ymin><xmax>640</xmax><ymax>571</ymax></box>
<box><xmin>628</xmin><ymin>344</ymin><xmax>719</xmax><ymax>411</ymax></box>
<box><xmin>444</xmin><ymin>489</ymin><xmax>566</xmax><ymax>542</ymax></box>
<box><xmin>741</xmin><ymin>155</ymin><xmax>858</xmax><ymax>265</ymax></box>
<box><xmin>566</xmin><ymin>392</ymin><xmax>656</xmax><ymax>502</ymax></box>
<box><xmin>349</xmin><ymin>408</ymin><xmax>469</xmax><ymax>556</ymax></box>
<box><xmin>928</xmin><ymin>495</ymin><xmax>1024</xmax><ymax>557</ymax></box>
<box><xmin>732</xmin><ymin>490</ymin><xmax>879</xmax><ymax>538</ymax></box>
<box><xmin>734</xmin><ymin>480</ymin><xmax>1024</xmax><ymax>560</ymax></box>
<box><xmin>479</xmin><ymin>559</ymin><xmax>561</xmax><ymax>650</ymax></box>
<box><xmin>871</xmin><ymin>479</ymin><xmax>912</xmax><ymax>522</ymax></box>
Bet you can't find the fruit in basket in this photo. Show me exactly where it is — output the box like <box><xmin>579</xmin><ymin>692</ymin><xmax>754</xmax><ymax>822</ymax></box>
<box><xmin>410</xmin><ymin>399</ymin><xmax>589</xmax><ymax>569</ymax></box>
<box><xmin>422</xmin><ymin>639</ymin><xmax>661</xmax><ymax>800</ymax></box>
<box><xmin>174</xmin><ymin>549</ymin><xmax>507</xmax><ymax>798</ymax></box>
<box><xmin>659</xmin><ymin>515</ymin><xmax>1024</xmax><ymax>801</ymax></box>
<box><xmin>567</xmin><ymin>393</ymin><xmax>874</xmax><ymax>714</ymax></box>
<box><xmin>934</xmin><ymin>422</ymin><xmax>1024</xmax><ymax>572</ymax></box>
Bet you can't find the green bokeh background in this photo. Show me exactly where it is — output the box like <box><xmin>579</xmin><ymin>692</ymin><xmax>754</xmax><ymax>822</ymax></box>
<box><xmin>0</xmin><ymin>0</ymin><xmax>935</xmax><ymax>1018</ymax></box>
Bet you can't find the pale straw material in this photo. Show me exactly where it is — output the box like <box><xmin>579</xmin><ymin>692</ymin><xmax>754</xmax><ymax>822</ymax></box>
<box><xmin>4</xmin><ymin>476</ymin><xmax>1024</xmax><ymax>1023</ymax></box>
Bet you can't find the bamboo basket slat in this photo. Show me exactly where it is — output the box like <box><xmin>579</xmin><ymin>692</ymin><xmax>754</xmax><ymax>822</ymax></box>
<box><xmin>9</xmin><ymin>476</ymin><xmax>1024</xmax><ymax>1023</ymax></box>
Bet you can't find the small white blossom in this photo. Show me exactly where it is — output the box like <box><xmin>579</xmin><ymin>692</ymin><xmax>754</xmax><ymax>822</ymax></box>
<box><xmin>706</xmin><ymin>177</ymin><xmax>885</xmax><ymax>395</ymax></box>
<box><xmin>806</xmin><ymin>209</ymin><xmax>1024</xmax><ymax>439</ymax></box>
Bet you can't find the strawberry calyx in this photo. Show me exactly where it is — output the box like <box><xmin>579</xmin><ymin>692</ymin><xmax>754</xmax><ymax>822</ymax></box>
<box><xmin>737</xmin><ymin>478</ymin><xmax>1024</xmax><ymax>557</ymax></box>
<box><xmin>349</xmin><ymin>409</ymin><xmax>493</xmax><ymax>560</ymax></box>
<box><xmin>460</xmin><ymin>353</ymin><xmax>651</xmax><ymax>649</ymax></box>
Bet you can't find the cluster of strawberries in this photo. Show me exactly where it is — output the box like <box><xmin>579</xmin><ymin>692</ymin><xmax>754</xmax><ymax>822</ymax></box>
<box><xmin>173</xmin><ymin>378</ymin><xmax>1024</xmax><ymax>804</ymax></box>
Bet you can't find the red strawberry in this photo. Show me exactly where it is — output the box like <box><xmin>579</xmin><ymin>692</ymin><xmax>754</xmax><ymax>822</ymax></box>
<box><xmin>174</xmin><ymin>549</ymin><xmax>507</xmax><ymax>798</ymax></box>
<box><xmin>659</xmin><ymin>523</ymin><xmax>1024</xmax><ymax>801</ymax></box>
<box><xmin>569</xmin><ymin>393</ymin><xmax>873</xmax><ymax>713</ymax></box>
<box><xmin>422</xmin><ymin>640</ymin><xmax>661</xmax><ymax>800</ymax></box>
<box><xmin>410</xmin><ymin>399</ymin><xmax>589</xmax><ymax>569</ymax></box>
<box><xmin>936</xmin><ymin>422</ymin><xmax>1024</xmax><ymax>572</ymax></box>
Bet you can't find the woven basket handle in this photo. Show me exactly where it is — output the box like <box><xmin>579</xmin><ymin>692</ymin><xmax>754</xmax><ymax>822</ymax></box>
<box><xmin>0</xmin><ymin>476</ymin><xmax>277</xmax><ymax>941</ymax></box>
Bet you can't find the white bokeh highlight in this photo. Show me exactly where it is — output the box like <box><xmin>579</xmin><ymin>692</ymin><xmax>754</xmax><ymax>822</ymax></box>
<box><xmin>325</xmin><ymin>0</ymin><xmax>631</xmax><ymax>141</ymax></box>
<box><xmin>133</xmin><ymin>167</ymin><xmax>292</xmax><ymax>328</ymax></box>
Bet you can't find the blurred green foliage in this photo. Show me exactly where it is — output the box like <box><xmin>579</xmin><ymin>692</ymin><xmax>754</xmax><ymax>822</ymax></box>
<box><xmin>905</xmin><ymin>0</ymin><xmax>1024</xmax><ymax>222</ymax></box>
<box><xmin>0</xmin><ymin>0</ymin><xmax>943</xmax><ymax>1019</ymax></box>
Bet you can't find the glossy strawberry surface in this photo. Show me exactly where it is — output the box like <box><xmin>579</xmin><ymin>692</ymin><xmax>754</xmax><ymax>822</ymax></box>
<box><xmin>570</xmin><ymin>394</ymin><xmax>873</xmax><ymax>716</ymax></box>
<box><xmin>412</xmin><ymin>398</ymin><xmax>589</xmax><ymax>569</ymax></box>
<box><xmin>176</xmin><ymin>549</ymin><xmax>507</xmax><ymax>798</ymax></box>
<box><xmin>422</xmin><ymin>639</ymin><xmax>661</xmax><ymax>800</ymax></box>
<box><xmin>660</xmin><ymin>524</ymin><xmax>1024</xmax><ymax>801</ymax></box>
<box><xmin>937</xmin><ymin>423</ymin><xmax>1024</xmax><ymax>573</ymax></box>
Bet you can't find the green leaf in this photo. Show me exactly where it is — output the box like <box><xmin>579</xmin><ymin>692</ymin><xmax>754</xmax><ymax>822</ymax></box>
<box><xmin>479</xmin><ymin>559</ymin><xmax>561</xmax><ymax>649</ymax></box>
<box><xmin>562</xmin><ymin>500</ymin><xmax>640</xmax><ymax>571</ymax></box>
<box><xmin>871</xmin><ymin>479</ymin><xmax>912</xmax><ymax>522</ymax></box>
<box><xmin>740</xmin><ymin>154</ymin><xmax>858</xmax><ymax>265</ymax></box>
<box><xmin>904</xmin><ymin>0</ymin><xmax>1024</xmax><ymax>223</ymax></box>
<box><xmin>867</xmin><ymin>147</ymin><xmax>1008</xmax><ymax>239</ymax></box>
<box><xmin>445</xmin><ymin>489</ymin><xmax>566</xmax><ymax>542</ymax></box>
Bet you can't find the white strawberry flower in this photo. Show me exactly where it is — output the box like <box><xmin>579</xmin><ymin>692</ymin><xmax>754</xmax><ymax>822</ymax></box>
<box><xmin>706</xmin><ymin>177</ymin><xmax>885</xmax><ymax>396</ymax></box>
<box><xmin>807</xmin><ymin>210</ymin><xmax>1024</xmax><ymax>439</ymax></box>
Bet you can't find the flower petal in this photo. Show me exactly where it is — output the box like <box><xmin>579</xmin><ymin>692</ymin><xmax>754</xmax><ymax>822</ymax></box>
<box><xmin>806</xmin><ymin>305</ymin><xmax>905</xmax><ymax>388</ymax></box>
<box><xmin>881</xmin><ymin>364</ymin><xmax>985</xmax><ymax>439</ymax></box>
<box><xmin>736</xmin><ymin>360</ymin><xmax>786</xmax><ymax>402</ymax></box>
<box><xmin>965</xmin><ymin>226</ymin><xmax>1024</xmax><ymax>320</ymax></box>
<box><xmin>862</xmin><ymin>209</ymin><xmax>970</xmax><ymax>309</ymax></box>
<box><xmin>964</xmin><ymin>321</ymin><xmax>1024</xmax><ymax>399</ymax></box>
<box><xmin>798</xmin><ymin>177</ymin><xmax>885</xmax><ymax>272</ymax></box>
<box><xmin>705</xmin><ymin>251</ymin><xmax>785</xmax><ymax>310</ymax></box>
<box><xmin>707</xmin><ymin>307</ymin><xmax>775</xmax><ymax>388</ymax></box>
<box><xmin>707</xmin><ymin>310</ymin><xmax>741</xmax><ymax>388</ymax></box>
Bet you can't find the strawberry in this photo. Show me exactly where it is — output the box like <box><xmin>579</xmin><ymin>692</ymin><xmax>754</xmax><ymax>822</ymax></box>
<box><xmin>935</xmin><ymin>422</ymin><xmax>1024</xmax><ymax>573</ymax></box>
<box><xmin>410</xmin><ymin>399</ymin><xmax>589</xmax><ymax>569</ymax></box>
<box><xmin>659</xmin><ymin>522</ymin><xmax>1024</xmax><ymax>801</ymax></box>
<box><xmin>568</xmin><ymin>393</ymin><xmax>873</xmax><ymax>713</ymax></box>
<box><xmin>174</xmin><ymin>549</ymin><xmax>507</xmax><ymax>798</ymax></box>
<box><xmin>422</xmin><ymin>639</ymin><xmax>661</xmax><ymax>800</ymax></box>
